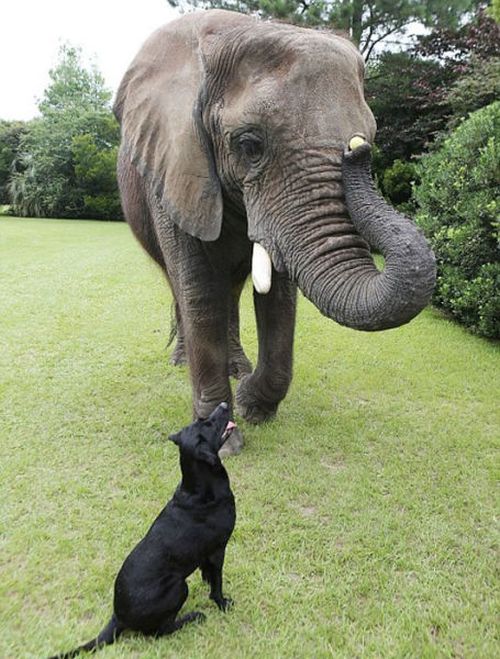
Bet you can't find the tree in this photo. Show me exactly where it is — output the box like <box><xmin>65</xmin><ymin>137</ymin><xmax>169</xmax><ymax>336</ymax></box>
<box><xmin>414</xmin><ymin>6</ymin><xmax>500</xmax><ymax>124</ymax></box>
<box><xmin>0</xmin><ymin>120</ymin><xmax>26</xmax><ymax>204</ymax></box>
<box><xmin>38</xmin><ymin>45</ymin><xmax>112</xmax><ymax>116</ymax></box>
<box><xmin>72</xmin><ymin>115</ymin><xmax>122</xmax><ymax>220</ymax></box>
<box><xmin>366</xmin><ymin>51</ymin><xmax>454</xmax><ymax>169</ymax></box>
<box><xmin>416</xmin><ymin>4</ymin><xmax>499</xmax><ymax>63</ymax></box>
<box><xmin>10</xmin><ymin>44</ymin><xmax>122</xmax><ymax>220</ymax></box>
<box><xmin>445</xmin><ymin>55</ymin><xmax>500</xmax><ymax>124</ymax></box>
<box><xmin>169</xmin><ymin>0</ymin><xmax>480</xmax><ymax>59</ymax></box>
<box><xmin>10</xmin><ymin>117</ymin><xmax>79</xmax><ymax>218</ymax></box>
<box><xmin>365</xmin><ymin>5</ymin><xmax>499</xmax><ymax>179</ymax></box>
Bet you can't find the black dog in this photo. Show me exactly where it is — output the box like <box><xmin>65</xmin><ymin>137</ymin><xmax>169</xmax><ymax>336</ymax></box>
<box><xmin>49</xmin><ymin>403</ymin><xmax>236</xmax><ymax>658</ymax></box>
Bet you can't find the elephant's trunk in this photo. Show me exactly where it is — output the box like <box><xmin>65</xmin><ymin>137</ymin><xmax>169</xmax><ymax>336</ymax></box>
<box><xmin>264</xmin><ymin>144</ymin><xmax>436</xmax><ymax>331</ymax></box>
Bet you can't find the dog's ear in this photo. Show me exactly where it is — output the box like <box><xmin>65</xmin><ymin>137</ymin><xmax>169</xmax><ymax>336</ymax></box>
<box><xmin>168</xmin><ymin>431</ymin><xmax>182</xmax><ymax>446</ymax></box>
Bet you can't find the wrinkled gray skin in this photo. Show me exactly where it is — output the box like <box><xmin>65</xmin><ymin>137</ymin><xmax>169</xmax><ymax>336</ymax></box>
<box><xmin>114</xmin><ymin>10</ymin><xmax>436</xmax><ymax>454</ymax></box>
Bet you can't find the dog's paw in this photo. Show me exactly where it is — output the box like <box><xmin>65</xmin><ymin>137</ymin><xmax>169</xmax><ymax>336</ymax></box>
<box><xmin>218</xmin><ymin>428</ymin><xmax>244</xmax><ymax>458</ymax></box>
<box><xmin>215</xmin><ymin>596</ymin><xmax>234</xmax><ymax>612</ymax></box>
<box><xmin>187</xmin><ymin>611</ymin><xmax>206</xmax><ymax>624</ymax></box>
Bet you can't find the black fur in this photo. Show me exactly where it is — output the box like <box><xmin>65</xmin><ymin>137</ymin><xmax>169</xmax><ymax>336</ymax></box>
<box><xmin>49</xmin><ymin>403</ymin><xmax>236</xmax><ymax>658</ymax></box>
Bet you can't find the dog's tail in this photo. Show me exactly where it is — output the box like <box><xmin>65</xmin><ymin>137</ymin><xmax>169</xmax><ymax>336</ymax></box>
<box><xmin>48</xmin><ymin>614</ymin><xmax>124</xmax><ymax>659</ymax></box>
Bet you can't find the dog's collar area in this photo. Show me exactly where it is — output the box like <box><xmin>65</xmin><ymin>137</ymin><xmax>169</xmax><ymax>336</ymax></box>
<box><xmin>173</xmin><ymin>489</ymin><xmax>233</xmax><ymax>510</ymax></box>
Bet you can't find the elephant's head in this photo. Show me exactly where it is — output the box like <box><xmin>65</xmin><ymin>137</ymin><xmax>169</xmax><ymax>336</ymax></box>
<box><xmin>114</xmin><ymin>10</ymin><xmax>436</xmax><ymax>331</ymax></box>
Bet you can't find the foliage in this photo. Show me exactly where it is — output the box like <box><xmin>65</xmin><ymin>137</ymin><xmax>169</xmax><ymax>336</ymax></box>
<box><xmin>445</xmin><ymin>55</ymin><xmax>500</xmax><ymax>124</ymax></box>
<box><xmin>367</xmin><ymin>6</ymin><xmax>500</xmax><ymax>170</ymax></box>
<box><xmin>38</xmin><ymin>45</ymin><xmax>112</xmax><ymax>116</ymax></box>
<box><xmin>381</xmin><ymin>158</ymin><xmax>419</xmax><ymax>207</ymax></box>
<box><xmin>366</xmin><ymin>52</ymin><xmax>453</xmax><ymax>170</ymax></box>
<box><xmin>9</xmin><ymin>44</ymin><xmax>122</xmax><ymax>221</ymax></box>
<box><xmin>170</xmin><ymin>0</ymin><xmax>479</xmax><ymax>59</ymax></box>
<box><xmin>10</xmin><ymin>117</ymin><xmax>80</xmax><ymax>218</ymax></box>
<box><xmin>414</xmin><ymin>101</ymin><xmax>500</xmax><ymax>338</ymax></box>
<box><xmin>488</xmin><ymin>0</ymin><xmax>500</xmax><ymax>21</ymax></box>
<box><xmin>416</xmin><ymin>4</ymin><xmax>500</xmax><ymax>62</ymax></box>
<box><xmin>413</xmin><ymin>6</ymin><xmax>500</xmax><ymax>124</ymax></box>
<box><xmin>1</xmin><ymin>216</ymin><xmax>498</xmax><ymax>657</ymax></box>
<box><xmin>72</xmin><ymin>116</ymin><xmax>122</xmax><ymax>220</ymax></box>
<box><xmin>0</xmin><ymin>120</ymin><xmax>26</xmax><ymax>204</ymax></box>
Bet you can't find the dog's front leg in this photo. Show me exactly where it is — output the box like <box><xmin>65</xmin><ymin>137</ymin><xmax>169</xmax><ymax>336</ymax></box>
<box><xmin>200</xmin><ymin>547</ymin><xmax>233</xmax><ymax>611</ymax></box>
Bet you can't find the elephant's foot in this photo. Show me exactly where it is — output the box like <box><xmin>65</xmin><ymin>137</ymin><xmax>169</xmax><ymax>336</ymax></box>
<box><xmin>235</xmin><ymin>375</ymin><xmax>279</xmax><ymax>425</ymax></box>
<box><xmin>169</xmin><ymin>338</ymin><xmax>187</xmax><ymax>366</ymax></box>
<box><xmin>218</xmin><ymin>427</ymin><xmax>244</xmax><ymax>458</ymax></box>
<box><xmin>228</xmin><ymin>348</ymin><xmax>252</xmax><ymax>380</ymax></box>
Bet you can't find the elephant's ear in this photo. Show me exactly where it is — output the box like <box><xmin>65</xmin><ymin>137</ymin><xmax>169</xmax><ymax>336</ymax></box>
<box><xmin>113</xmin><ymin>20</ymin><xmax>223</xmax><ymax>241</ymax></box>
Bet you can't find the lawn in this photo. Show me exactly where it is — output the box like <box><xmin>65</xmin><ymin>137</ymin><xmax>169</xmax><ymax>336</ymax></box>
<box><xmin>1</xmin><ymin>216</ymin><xmax>498</xmax><ymax>658</ymax></box>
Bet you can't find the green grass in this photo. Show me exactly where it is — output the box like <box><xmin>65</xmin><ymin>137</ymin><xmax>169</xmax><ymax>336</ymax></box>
<box><xmin>1</xmin><ymin>216</ymin><xmax>498</xmax><ymax>658</ymax></box>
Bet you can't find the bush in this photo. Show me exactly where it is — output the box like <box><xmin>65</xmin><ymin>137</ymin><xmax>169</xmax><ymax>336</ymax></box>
<box><xmin>381</xmin><ymin>159</ymin><xmax>419</xmax><ymax>207</ymax></box>
<box><xmin>72</xmin><ymin>130</ymin><xmax>122</xmax><ymax>220</ymax></box>
<box><xmin>0</xmin><ymin>121</ymin><xmax>26</xmax><ymax>204</ymax></box>
<box><xmin>445</xmin><ymin>56</ymin><xmax>500</xmax><ymax>130</ymax></box>
<box><xmin>414</xmin><ymin>102</ymin><xmax>499</xmax><ymax>339</ymax></box>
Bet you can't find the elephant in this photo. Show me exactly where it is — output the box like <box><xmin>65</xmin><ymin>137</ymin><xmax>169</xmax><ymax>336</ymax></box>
<box><xmin>113</xmin><ymin>9</ymin><xmax>436</xmax><ymax>454</ymax></box>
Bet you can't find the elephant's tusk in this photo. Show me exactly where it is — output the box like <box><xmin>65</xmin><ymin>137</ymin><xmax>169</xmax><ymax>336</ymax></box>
<box><xmin>252</xmin><ymin>243</ymin><xmax>272</xmax><ymax>294</ymax></box>
<box><xmin>349</xmin><ymin>135</ymin><xmax>366</xmax><ymax>151</ymax></box>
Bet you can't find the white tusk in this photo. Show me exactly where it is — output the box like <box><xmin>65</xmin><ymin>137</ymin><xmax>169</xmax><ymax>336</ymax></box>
<box><xmin>349</xmin><ymin>135</ymin><xmax>366</xmax><ymax>151</ymax></box>
<box><xmin>252</xmin><ymin>243</ymin><xmax>272</xmax><ymax>294</ymax></box>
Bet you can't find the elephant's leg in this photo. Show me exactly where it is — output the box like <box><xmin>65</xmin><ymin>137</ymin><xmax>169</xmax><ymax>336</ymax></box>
<box><xmin>169</xmin><ymin>303</ymin><xmax>187</xmax><ymax>366</ymax></box>
<box><xmin>180</xmin><ymin>298</ymin><xmax>231</xmax><ymax>418</ymax></box>
<box><xmin>153</xmin><ymin>219</ymin><xmax>244</xmax><ymax>455</ymax></box>
<box><xmin>172</xmin><ymin>284</ymin><xmax>251</xmax><ymax>378</ymax></box>
<box><xmin>228</xmin><ymin>281</ymin><xmax>252</xmax><ymax>380</ymax></box>
<box><xmin>236</xmin><ymin>274</ymin><xmax>297</xmax><ymax>424</ymax></box>
<box><xmin>178</xmin><ymin>287</ymin><xmax>244</xmax><ymax>456</ymax></box>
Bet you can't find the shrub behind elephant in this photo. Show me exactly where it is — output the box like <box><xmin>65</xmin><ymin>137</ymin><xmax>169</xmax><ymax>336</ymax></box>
<box><xmin>114</xmin><ymin>10</ymin><xmax>436</xmax><ymax>452</ymax></box>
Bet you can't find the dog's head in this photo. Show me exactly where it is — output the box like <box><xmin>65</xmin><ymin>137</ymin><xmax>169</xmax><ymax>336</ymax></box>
<box><xmin>169</xmin><ymin>403</ymin><xmax>236</xmax><ymax>466</ymax></box>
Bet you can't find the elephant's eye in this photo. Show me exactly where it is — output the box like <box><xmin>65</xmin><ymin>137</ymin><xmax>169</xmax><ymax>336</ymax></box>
<box><xmin>237</xmin><ymin>134</ymin><xmax>264</xmax><ymax>162</ymax></box>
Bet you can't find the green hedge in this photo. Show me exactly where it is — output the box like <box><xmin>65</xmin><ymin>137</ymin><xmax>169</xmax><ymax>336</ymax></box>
<box><xmin>382</xmin><ymin>159</ymin><xmax>419</xmax><ymax>207</ymax></box>
<box><xmin>414</xmin><ymin>102</ymin><xmax>499</xmax><ymax>339</ymax></box>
